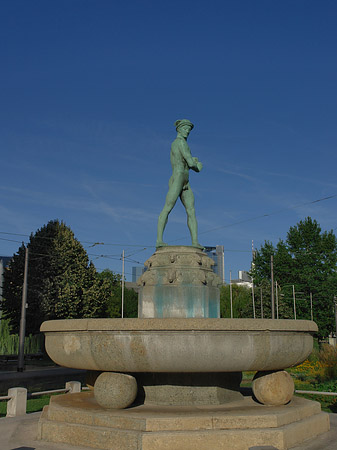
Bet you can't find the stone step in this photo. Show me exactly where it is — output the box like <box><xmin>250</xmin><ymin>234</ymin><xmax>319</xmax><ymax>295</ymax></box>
<box><xmin>38</xmin><ymin>408</ymin><xmax>330</xmax><ymax>450</ymax></box>
<box><xmin>45</xmin><ymin>392</ymin><xmax>322</xmax><ymax>431</ymax></box>
<box><xmin>37</xmin><ymin>393</ymin><xmax>330</xmax><ymax>450</ymax></box>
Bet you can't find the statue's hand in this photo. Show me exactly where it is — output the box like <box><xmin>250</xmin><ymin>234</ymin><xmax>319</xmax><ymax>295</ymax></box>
<box><xmin>196</xmin><ymin>162</ymin><xmax>203</xmax><ymax>172</ymax></box>
<box><xmin>192</xmin><ymin>157</ymin><xmax>202</xmax><ymax>172</ymax></box>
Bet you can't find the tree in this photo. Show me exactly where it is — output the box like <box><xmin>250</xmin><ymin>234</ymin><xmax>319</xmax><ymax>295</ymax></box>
<box><xmin>97</xmin><ymin>269</ymin><xmax>138</xmax><ymax>318</ymax></box>
<box><xmin>220</xmin><ymin>284</ymin><xmax>254</xmax><ymax>318</ymax></box>
<box><xmin>251</xmin><ymin>217</ymin><xmax>337</xmax><ymax>338</ymax></box>
<box><xmin>2</xmin><ymin>220</ymin><xmax>109</xmax><ymax>334</ymax></box>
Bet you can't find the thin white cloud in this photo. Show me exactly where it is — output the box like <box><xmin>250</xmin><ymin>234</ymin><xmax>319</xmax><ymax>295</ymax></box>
<box><xmin>0</xmin><ymin>184</ymin><xmax>158</xmax><ymax>225</ymax></box>
<box><xmin>215</xmin><ymin>167</ymin><xmax>260</xmax><ymax>183</ymax></box>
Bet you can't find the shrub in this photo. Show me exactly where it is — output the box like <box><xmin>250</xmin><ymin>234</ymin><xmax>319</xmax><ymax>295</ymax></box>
<box><xmin>318</xmin><ymin>344</ymin><xmax>337</xmax><ymax>382</ymax></box>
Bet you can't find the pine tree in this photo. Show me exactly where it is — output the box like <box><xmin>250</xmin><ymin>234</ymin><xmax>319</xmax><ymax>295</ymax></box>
<box><xmin>2</xmin><ymin>220</ymin><xmax>109</xmax><ymax>334</ymax></box>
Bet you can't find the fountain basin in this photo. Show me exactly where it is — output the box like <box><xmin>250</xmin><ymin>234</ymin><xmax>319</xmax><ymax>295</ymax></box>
<box><xmin>41</xmin><ymin>318</ymin><xmax>317</xmax><ymax>373</ymax></box>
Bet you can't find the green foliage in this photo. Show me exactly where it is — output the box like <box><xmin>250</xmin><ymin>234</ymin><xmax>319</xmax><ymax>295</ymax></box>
<box><xmin>97</xmin><ymin>269</ymin><xmax>138</xmax><ymax>318</ymax></box>
<box><xmin>220</xmin><ymin>284</ymin><xmax>254</xmax><ymax>318</ymax></box>
<box><xmin>1</xmin><ymin>220</ymin><xmax>110</xmax><ymax>334</ymax></box>
<box><xmin>0</xmin><ymin>319</ymin><xmax>44</xmax><ymax>354</ymax></box>
<box><xmin>251</xmin><ymin>217</ymin><xmax>337</xmax><ymax>338</ymax></box>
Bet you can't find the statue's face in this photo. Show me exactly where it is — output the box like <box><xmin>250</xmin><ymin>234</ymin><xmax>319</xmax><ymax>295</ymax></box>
<box><xmin>179</xmin><ymin>125</ymin><xmax>192</xmax><ymax>138</ymax></box>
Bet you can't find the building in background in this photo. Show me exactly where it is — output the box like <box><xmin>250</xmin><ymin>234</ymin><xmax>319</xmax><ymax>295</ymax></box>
<box><xmin>231</xmin><ymin>270</ymin><xmax>253</xmax><ymax>289</ymax></box>
<box><xmin>132</xmin><ymin>266</ymin><xmax>146</xmax><ymax>283</ymax></box>
<box><xmin>204</xmin><ymin>245</ymin><xmax>225</xmax><ymax>284</ymax></box>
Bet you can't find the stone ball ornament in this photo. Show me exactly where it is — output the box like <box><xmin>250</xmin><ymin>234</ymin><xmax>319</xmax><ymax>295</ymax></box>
<box><xmin>252</xmin><ymin>370</ymin><xmax>295</xmax><ymax>406</ymax></box>
<box><xmin>94</xmin><ymin>372</ymin><xmax>138</xmax><ymax>409</ymax></box>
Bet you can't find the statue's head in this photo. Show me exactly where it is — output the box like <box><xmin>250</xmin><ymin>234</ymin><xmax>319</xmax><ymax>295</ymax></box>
<box><xmin>175</xmin><ymin>119</ymin><xmax>194</xmax><ymax>138</ymax></box>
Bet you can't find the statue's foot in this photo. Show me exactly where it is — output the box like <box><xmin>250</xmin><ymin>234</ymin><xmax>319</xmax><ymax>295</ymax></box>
<box><xmin>156</xmin><ymin>240</ymin><xmax>168</xmax><ymax>248</ymax></box>
<box><xmin>192</xmin><ymin>242</ymin><xmax>204</xmax><ymax>250</ymax></box>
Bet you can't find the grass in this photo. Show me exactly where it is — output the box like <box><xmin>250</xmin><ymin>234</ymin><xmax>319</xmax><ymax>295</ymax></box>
<box><xmin>0</xmin><ymin>394</ymin><xmax>54</xmax><ymax>417</ymax></box>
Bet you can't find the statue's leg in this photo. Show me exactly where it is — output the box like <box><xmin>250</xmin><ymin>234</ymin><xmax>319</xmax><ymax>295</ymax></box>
<box><xmin>156</xmin><ymin>179</ymin><xmax>183</xmax><ymax>247</ymax></box>
<box><xmin>180</xmin><ymin>188</ymin><xmax>203</xmax><ymax>249</ymax></box>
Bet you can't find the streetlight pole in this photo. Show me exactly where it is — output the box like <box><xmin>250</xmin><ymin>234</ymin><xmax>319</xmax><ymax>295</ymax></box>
<box><xmin>334</xmin><ymin>296</ymin><xmax>337</xmax><ymax>346</ymax></box>
<box><xmin>17</xmin><ymin>246</ymin><xmax>29</xmax><ymax>372</ymax></box>
<box><xmin>275</xmin><ymin>281</ymin><xmax>279</xmax><ymax>319</ymax></box>
<box><xmin>121</xmin><ymin>250</ymin><xmax>125</xmax><ymax>318</ymax></box>
<box><xmin>271</xmin><ymin>255</ymin><xmax>275</xmax><ymax>319</ymax></box>
<box><xmin>230</xmin><ymin>270</ymin><xmax>233</xmax><ymax>318</ymax></box>
<box><xmin>251</xmin><ymin>282</ymin><xmax>256</xmax><ymax>319</ymax></box>
<box><xmin>292</xmin><ymin>285</ymin><xmax>297</xmax><ymax>320</ymax></box>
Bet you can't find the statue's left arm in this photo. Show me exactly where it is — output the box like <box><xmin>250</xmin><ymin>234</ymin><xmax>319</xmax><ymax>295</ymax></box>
<box><xmin>180</xmin><ymin>142</ymin><xmax>203</xmax><ymax>172</ymax></box>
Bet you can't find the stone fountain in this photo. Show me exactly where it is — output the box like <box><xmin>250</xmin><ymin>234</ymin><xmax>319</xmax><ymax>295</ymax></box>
<box><xmin>38</xmin><ymin>120</ymin><xmax>329</xmax><ymax>450</ymax></box>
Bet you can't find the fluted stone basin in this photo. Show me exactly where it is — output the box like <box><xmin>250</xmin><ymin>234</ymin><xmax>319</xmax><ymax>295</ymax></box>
<box><xmin>41</xmin><ymin>318</ymin><xmax>317</xmax><ymax>373</ymax></box>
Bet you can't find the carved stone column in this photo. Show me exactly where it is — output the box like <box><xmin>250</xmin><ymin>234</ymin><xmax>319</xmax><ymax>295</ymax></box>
<box><xmin>137</xmin><ymin>246</ymin><xmax>222</xmax><ymax>318</ymax></box>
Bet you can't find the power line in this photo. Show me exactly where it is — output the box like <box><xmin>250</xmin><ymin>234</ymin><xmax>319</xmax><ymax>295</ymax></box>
<box><xmin>170</xmin><ymin>193</ymin><xmax>337</xmax><ymax>242</ymax></box>
<box><xmin>0</xmin><ymin>192</ymin><xmax>336</xmax><ymax>252</ymax></box>
<box><xmin>0</xmin><ymin>237</ymin><xmax>24</xmax><ymax>244</ymax></box>
<box><xmin>0</xmin><ymin>231</ymin><xmax>153</xmax><ymax>248</ymax></box>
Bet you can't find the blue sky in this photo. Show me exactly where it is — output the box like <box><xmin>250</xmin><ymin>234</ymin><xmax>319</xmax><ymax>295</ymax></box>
<box><xmin>1</xmin><ymin>0</ymin><xmax>337</xmax><ymax>282</ymax></box>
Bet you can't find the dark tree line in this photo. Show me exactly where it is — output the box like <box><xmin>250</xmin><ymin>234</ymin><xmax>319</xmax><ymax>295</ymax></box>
<box><xmin>1</xmin><ymin>220</ymin><xmax>137</xmax><ymax>335</ymax></box>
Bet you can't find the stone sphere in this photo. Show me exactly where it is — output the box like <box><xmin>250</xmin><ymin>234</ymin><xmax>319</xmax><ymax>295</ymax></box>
<box><xmin>252</xmin><ymin>370</ymin><xmax>294</xmax><ymax>406</ymax></box>
<box><xmin>94</xmin><ymin>372</ymin><xmax>137</xmax><ymax>409</ymax></box>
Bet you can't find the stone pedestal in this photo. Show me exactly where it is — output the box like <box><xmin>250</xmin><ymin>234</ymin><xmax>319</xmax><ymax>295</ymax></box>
<box><xmin>134</xmin><ymin>372</ymin><xmax>243</xmax><ymax>406</ymax></box>
<box><xmin>137</xmin><ymin>246</ymin><xmax>222</xmax><ymax>318</ymax></box>
<box><xmin>38</xmin><ymin>392</ymin><xmax>330</xmax><ymax>450</ymax></box>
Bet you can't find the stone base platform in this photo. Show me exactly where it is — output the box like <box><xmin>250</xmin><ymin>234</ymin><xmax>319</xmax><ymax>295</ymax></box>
<box><xmin>38</xmin><ymin>392</ymin><xmax>330</xmax><ymax>450</ymax></box>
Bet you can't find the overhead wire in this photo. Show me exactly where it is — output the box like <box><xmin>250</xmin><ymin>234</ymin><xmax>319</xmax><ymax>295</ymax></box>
<box><xmin>169</xmin><ymin>193</ymin><xmax>337</xmax><ymax>243</ymax></box>
<box><xmin>0</xmin><ymin>192</ymin><xmax>336</xmax><ymax>260</ymax></box>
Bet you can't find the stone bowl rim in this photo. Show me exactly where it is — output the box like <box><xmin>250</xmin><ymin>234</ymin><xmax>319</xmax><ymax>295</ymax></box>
<box><xmin>40</xmin><ymin>318</ymin><xmax>318</xmax><ymax>333</ymax></box>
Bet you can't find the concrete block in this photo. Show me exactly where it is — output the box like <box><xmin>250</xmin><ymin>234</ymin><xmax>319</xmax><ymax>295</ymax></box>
<box><xmin>66</xmin><ymin>381</ymin><xmax>81</xmax><ymax>393</ymax></box>
<box><xmin>6</xmin><ymin>387</ymin><xmax>27</xmax><ymax>417</ymax></box>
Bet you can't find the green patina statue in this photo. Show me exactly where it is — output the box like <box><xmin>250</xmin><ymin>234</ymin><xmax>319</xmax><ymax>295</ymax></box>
<box><xmin>156</xmin><ymin>119</ymin><xmax>203</xmax><ymax>249</ymax></box>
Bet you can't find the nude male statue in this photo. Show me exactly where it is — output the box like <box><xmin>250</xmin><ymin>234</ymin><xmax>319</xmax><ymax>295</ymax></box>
<box><xmin>156</xmin><ymin>119</ymin><xmax>203</xmax><ymax>249</ymax></box>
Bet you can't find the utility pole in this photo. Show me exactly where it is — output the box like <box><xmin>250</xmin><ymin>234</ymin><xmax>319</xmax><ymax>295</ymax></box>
<box><xmin>251</xmin><ymin>240</ymin><xmax>256</xmax><ymax>318</ymax></box>
<box><xmin>310</xmin><ymin>292</ymin><xmax>313</xmax><ymax>321</ymax></box>
<box><xmin>260</xmin><ymin>287</ymin><xmax>264</xmax><ymax>319</ymax></box>
<box><xmin>230</xmin><ymin>270</ymin><xmax>233</xmax><ymax>318</ymax></box>
<box><xmin>17</xmin><ymin>246</ymin><xmax>29</xmax><ymax>372</ymax></box>
<box><xmin>121</xmin><ymin>250</ymin><xmax>125</xmax><ymax>318</ymax></box>
<box><xmin>292</xmin><ymin>285</ymin><xmax>297</xmax><ymax>320</ymax></box>
<box><xmin>271</xmin><ymin>255</ymin><xmax>275</xmax><ymax>319</ymax></box>
<box><xmin>334</xmin><ymin>296</ymin><xmax>337</xmax><ymax>346</ymax></box>
<box><xmin>275</xmin><ymin>281</ymin><xmax>279</xmax><ymax>319</ymax></box>
<box><xmin>251</xmin><ymin>283</ymin><xmax>256</xmax><ymax>319</ymax></box>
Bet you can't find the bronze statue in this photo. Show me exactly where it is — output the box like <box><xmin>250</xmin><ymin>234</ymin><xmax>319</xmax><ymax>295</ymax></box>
<box><xmin>156</xmin><ymin>119</ymin><xmax>203</xmax><ymax>249</ymax></box>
